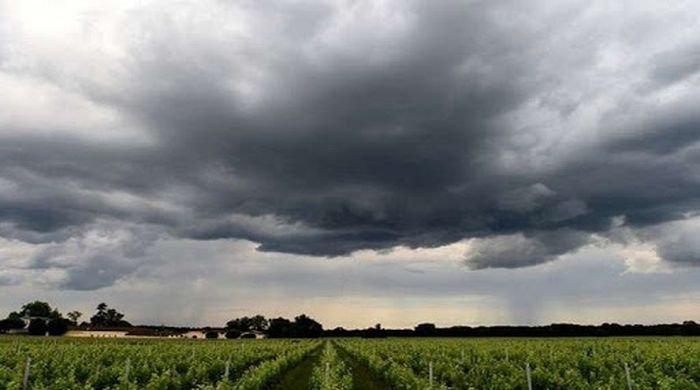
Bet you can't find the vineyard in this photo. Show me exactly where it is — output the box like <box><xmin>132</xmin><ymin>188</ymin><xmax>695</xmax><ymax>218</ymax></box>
<box><xmin>2</xmin><ymin>336</ymin><xmax>700</xmax><ymax>389</ymax></box>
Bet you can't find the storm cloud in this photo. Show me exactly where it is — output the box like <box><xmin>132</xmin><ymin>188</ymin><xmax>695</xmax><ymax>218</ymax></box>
<box><xmin>2</xmin><ymin>0</ymin><xmax>700</xmax><ymax>290</ymax></box>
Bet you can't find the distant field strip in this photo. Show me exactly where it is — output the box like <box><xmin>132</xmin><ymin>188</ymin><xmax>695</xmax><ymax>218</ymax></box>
<box><xmin>0</xmin><ymin>337</ymin><xmax>316</xmax><ymax>389</ymax></box>
<box><xmin>336</xmin><ymin>338</ymin><xmax>700</xmax><ymax>389</ymax></box>
<box><xmin>2</xmin><ymin>337</ymin><xmax>700</xmax><ymax>389</ymax></box>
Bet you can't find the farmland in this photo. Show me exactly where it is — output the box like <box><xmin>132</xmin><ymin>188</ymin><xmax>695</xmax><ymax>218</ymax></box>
<box><xmin>2</xmin><ymin>336</ymin><xmax>700</xmax><ymax>389</ymax></box>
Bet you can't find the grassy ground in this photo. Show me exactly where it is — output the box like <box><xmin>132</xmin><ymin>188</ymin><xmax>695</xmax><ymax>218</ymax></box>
<box><xmin>269</xmin><ymin>344</ymin><xmax>323</xmax><ymax>390</ymax></box>
<box><xmin>335</xmin><ymin>342</ymin><xmax>391</xmax><ymax>390</ymax></box>
<box><xmin>269</xmin><ymin>341</ymin><xmax>392</xmax><ymax>390</ymax></box>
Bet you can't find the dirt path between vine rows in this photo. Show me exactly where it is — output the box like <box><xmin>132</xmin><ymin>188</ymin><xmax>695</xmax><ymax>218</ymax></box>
<box><xmin>334</xmin><ymin>343</ymin><xmax>391</xmax><ymax>390</ymax></box>
<box><xmin>269</xmin><ymin>344</ymin><xmax>323</xmax><ymax>390</ymax></box>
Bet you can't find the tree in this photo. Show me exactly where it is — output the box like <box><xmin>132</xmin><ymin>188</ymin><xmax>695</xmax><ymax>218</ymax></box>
<box><xmin>47</xmin><ymin>318</ymin><xmax>70</xmax><ymax>336</ymax></box>
<box><xmin>267</xmin><ymin>317</ymin><xmax>293</xmax><ymax>338</ymax></box>
<box><xmin>20</xmin><ymin>301</ymin><xmax>61</xmax><ymax>319</ymax></box>
<box><xmin>249</xmin><ymin>315</ymin><xmax>269</xmax><ymax>330</ymax></box>
<box><xmin>266</xmin><ymin>315</ymin><xmax>323</xmax><ymax>338</ymax></box>
<box><xmin>205</xmin><ymin>331</ymin><xmax>219</xmax><ymax>339</ymax></box>
<box><xmin>2</xmin><ymin>302</ymin><xmax>62</xmax><ymax>332</ymax></box>
<box><xmin>90</xmin><ymin>303</ymin><xmax>131</xmax><ymax>327</ymax></box>
<box><xmin>225</xmin><ymin>329</ymin><xmax>242</xmax><ymax>339</ymax></box>
<box><xmin>3</xmin><ymin>312</ymin><xmax>26</xmax><ymax>329</ymax></box>
<box><xmin>67</xmin><ymin>311</ymin><xmax>82</xmax><ymax>325</ymax></box>
<box><xmin>363</xmin><ymin>323</ymin><xmax>386</xmax><ymax>338</ymax></box>
<box><xmin>292</xmin><ymin>314</ymin><xmax>323</xmax><ymax>338</ymax></box>
<box><xmin>0</xmin><ymin>319</ymin><xmax>19</xmax><ymax>333</ymax></box>
<box><xmin>27</xmin><ymin>318</ymin><xmax>47</xmax><ymax>336</ymax></box>
<box><xmin>415</xmin><ymin>323</ymin><xmax>436</xmax><ymax>336</ymax></box>
<box><xmin>226</xmin><ymin>315</ymin><xmax>269</xmax><ymax>332</ymax></box>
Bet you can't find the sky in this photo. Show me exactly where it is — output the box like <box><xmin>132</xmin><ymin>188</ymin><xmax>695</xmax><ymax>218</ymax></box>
<box><xmin>1</xmin><ymin>0</ymin><xmax>700</xmax><ymax>329</ymax></box>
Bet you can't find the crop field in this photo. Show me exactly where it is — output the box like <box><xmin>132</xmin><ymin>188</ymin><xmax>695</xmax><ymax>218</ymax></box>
<box><xmin>1</xmin><ymin>336</ymin><xmax>700</xmax><ymax>389</ymax></box>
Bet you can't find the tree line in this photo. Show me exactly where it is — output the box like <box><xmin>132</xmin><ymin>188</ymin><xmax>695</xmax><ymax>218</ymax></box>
<box><xmin>4</xmin><ymin>301</ymin><xmax>700</xmax><ymax>338</ymax></box>
<box><xmin>0</xmin><ymin>301</ymin><xmax>130</xmax><ymax>335</ymax></box>
<box><xmin>324</xmin><ymin>321</ymin><xmax>700</xmax><ymax>338</ymax></box>
<box><xmin>221</xmin><ymin>317</ymin><xmax>700</xmax><ymax>338</ymax></box>
<box><xmin>223</xmin><ymin>314</ymin><xmax>323</xmax><ymax>338</ymax></box>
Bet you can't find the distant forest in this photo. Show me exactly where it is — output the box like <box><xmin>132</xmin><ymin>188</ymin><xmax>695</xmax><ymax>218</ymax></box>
<box><xmin>134</xmin><ymin>319</ymin><xmax>700</xmax><ymax>338</ymax></box>
<box><xmin>3</xmin><ymin>301</ymin><xmax>700</xmax><ymax>338</ymax></box>
<box><xmin>328</xmin><ymin>321</ymin><xmax>700</xmax><ymax>338</ymax></box>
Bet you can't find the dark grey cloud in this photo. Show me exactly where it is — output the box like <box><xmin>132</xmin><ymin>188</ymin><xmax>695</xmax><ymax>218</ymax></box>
<box><xmin>22</xmin><ymin>220</ymin><xmax>163</xmax><ymax>290</ymax></box>
<box><xmin>2</xmin><ymin>0</ymin><xmax>700</xmax><ymax>289</ymax></box>
<box><xmin>651</xmin><ymin>41</ymin><xmax>700</xmax><ymax>85</ymax></box>
<box><xmin>636</xmin><ymin>220</ymin><xmax>700</xmax><ymax>266</ymax></box>
<box><xmin>464</xmin><ymin>230</ymin><xmax>591</xmax><ymax>269</ymax></box>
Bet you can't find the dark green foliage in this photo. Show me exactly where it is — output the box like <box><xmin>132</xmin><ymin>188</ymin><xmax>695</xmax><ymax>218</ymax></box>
<box><xmin>293</xmin><ymin>315</ymin><xmax>323</xmax><ymax>338</ymax></box>
<box><xmin>0</xmin><ymin>314</ymin><xmax>26</xmax><ymax>331</ymax></box>
<box><xmin>414</xmin><ymin>323</ymin><xmax>436</xmax><ymax>336</ymax></box>
<box><xmin>21</xmin><ymin>301</ymin><xmax>61</xmax><ymax>319</ymax></box>
<box><xmin>27</xmin><ymin>318</ymin><xmax>47</xmax><ymax>335</ymax></box>
<box><xmin>0</xmin><ymin>337</ymin><xmax>314</xmax><ymax>389</ymax></box>
<box><xmin>267</xmin><ymin>317</ymin><xmax>293</xmax><ymax>338</ymax></box>
<box><xmin>47</xmin><ymin>318</ymin><xmax>71</xmax><ymax>336</ymax></box>
<box><xmin>226</xmin><ymin>315</ymin><xmax>269</xmax><ymax>332</ymax></box>
<box><xmin>66</xmin><ymin>311</ymin><xmax>82</xmax><ymax>325</ymax></box>
<box><xmin>267</xmin><ymin>315</ymin><xmax>323</xmax><ymax>338</ymax></box>
<box><xmin>90</xmin><ymin>302</ymin><xmax>131</xmax><ymax>327</ymax></box>
<box><xmin>1</xmin><ymin>301</ymin><xmax>66</xmax><ymax>333</ymax></box>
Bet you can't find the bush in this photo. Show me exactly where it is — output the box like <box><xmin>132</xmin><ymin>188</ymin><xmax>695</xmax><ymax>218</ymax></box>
<box><xmin>225</xmin><ymin>330</ymin><xmax>241</xmax><ymax>339</ymax></box>
<box><xmin>28</xmin><ymin>318</ymin><xmax>47</xmax><ymax>336</ymax></box>
<box><xmin>414</xmin><ymin>323</ymin><xmax>436</xmax><ymax>336</ymax></box>
<box><xmin>205</xmin><ymin>331</ymin><xmax>220</xmax><ymax>339</ymax></box>
<box><xmin>47</xmin><ymin>318</ymin><xmax>70</xmax><ymax>336</ymax></box>
<box><xmin>0</xmin><ymin>315</ymin><xmax>26</xmax><ymax>330</ymax></box>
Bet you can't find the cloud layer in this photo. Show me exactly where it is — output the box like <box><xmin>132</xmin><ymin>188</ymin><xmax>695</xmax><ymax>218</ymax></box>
<box><xmin>1</xmin><ymin>0</ymin><xmax>700</xmax><ymax>291</ymax></box>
